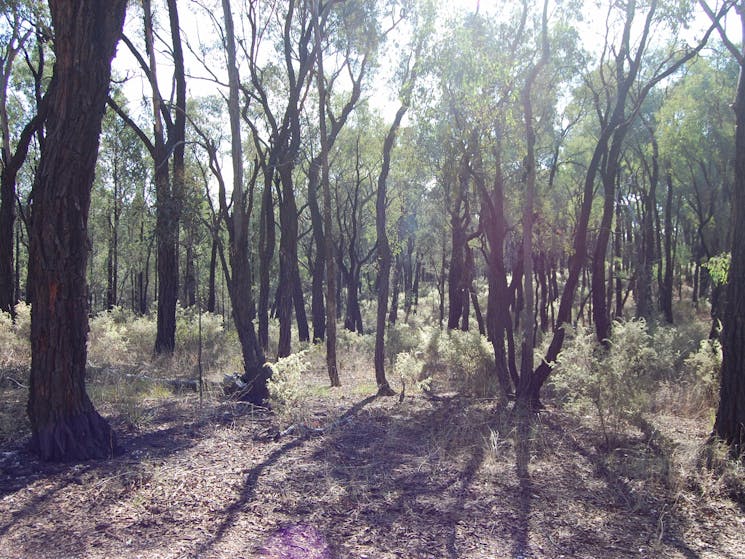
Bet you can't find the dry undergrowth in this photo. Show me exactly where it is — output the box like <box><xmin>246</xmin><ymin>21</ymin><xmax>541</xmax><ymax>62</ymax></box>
<box><xmin>1</xmin><ymin>353</ymin><xmax>744</xmax><ymax>559</ymax></box>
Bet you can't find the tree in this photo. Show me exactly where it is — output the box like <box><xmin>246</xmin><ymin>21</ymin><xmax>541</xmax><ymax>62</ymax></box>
<box><xmin>27</xmin><ymin>0</ymin><xmax>127</xmax><ymax>461</ymax></box>
<box><xmin>700</xmin><ymin>0</ymin><xmax>745</xmax><ymax>453</ymax></box>
<box><xmin>109</xmin><ymin>0</ymin><xmax>186</xmax><ymax>354</ymax></box>
<box><xmin>0</xmin><ymin>4</ymin><xmax>46</xmax><ymax>315</ymax></box>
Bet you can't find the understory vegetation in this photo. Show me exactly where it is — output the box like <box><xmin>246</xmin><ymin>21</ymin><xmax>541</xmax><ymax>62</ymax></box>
<box><xmin>0</xmin><ymin>290</ymin><xmax>725</xmax><ymax>450</ymax></box>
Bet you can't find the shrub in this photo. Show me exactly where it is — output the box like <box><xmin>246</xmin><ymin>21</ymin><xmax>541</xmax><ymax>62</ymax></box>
<box><xmin>0</xmin><ymin>303</ymin><xmax>31</xmax><ymax>370</ymax></box>
<box><xmin>386</xmin><ymin>323</ymin><xmax>422</xmax><ymax>365</ymax></box>
<box><xmin>88</xmin><ymin>310</ymin><xmax>130</xmax><ymax>366</ymax></box>
<box><xmin>436</xmin><ymin>329</ymin><xmax>498</xmax><ymax>398</ymax></box>
<box><xmin>552</xmin><ymin>319</ymin><xmax>663</xmax><ymax>446</ymax></box>
<box><xmin>393</xmin><ymin>351</ymin><xmax>430</xmax><ymax>398</ymax></box>
<box><xmin>267</xmin><ymin>350</ymin><xmax>310</xmax><ymax>424</ymax></box>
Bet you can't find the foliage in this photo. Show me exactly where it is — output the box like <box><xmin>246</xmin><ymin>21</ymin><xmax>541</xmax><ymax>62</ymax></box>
<box><xmin>433</xmin><ymin>329</ymin><xmax>498</xmax><ymax>398</ymax></box>
<box><xmin>393</xmin><ymin>350</ymin><xmax>430</xmax><ymax>397</ymax></box>
<box><xmin>0</xmin><ymin>302</ymin><xmax>31</xmax><ymax>370</ymax></box>
<box><xmin>703</xmin><ymin>253</ymin><xmax>731</xmax><ymax>286</ymax></box>
<box><xmin>266</xmin><ymin>350</ymin><xmax>310</xmax><ymax>424</ymax></box>
<box><xmin>552</xmin><ymin>319</ymin><xmax>676</xmax><ymax>446</ymax></box>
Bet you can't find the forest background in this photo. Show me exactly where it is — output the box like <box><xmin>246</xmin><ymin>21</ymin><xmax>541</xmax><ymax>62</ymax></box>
<box><xmin>1</xmin><ymin>0</ymin><xmax>745</xmax><ymax>555</ymax></box>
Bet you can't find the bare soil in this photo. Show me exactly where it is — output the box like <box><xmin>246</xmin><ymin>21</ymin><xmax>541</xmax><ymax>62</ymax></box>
<box><xmin>1</xmin><ymin>365</ymin><xmax>743</xmax><ymax>559</ymax></box>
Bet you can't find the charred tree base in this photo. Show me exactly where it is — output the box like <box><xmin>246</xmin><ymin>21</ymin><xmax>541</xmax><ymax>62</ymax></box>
<box><xmin>239</xmin><ymin>364</ymin><xmax>272</xmax><ymax>406</ymax></box>
<box><xmin>376</xmin><ymin>383</ymin><xmax>396</xmax><ymax>397</ymax></box>
<box><xmin>30</xmin><ymin>409</ymin><xmax>120</xmax><ymax>462</ymax></box>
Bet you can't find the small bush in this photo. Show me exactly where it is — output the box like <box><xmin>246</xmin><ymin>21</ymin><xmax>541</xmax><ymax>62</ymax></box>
<box><xmin>552</xmin><ymin>319</ymin><xmax>663</xmax><ymax>446</ymax></box>
<box><xmin>0</xmin><ymin>303</ymin><xmax>31</xmax><ymax>370</ymax></box>
<box><xmin>658</xmin><ymin>338</ymin><xmax>722</xmax><ymax>415</ymax></box>
<box><xmin>386</xmin><ymin>323</ymin><xmax>422</xmax><ymax>365</ymax></box>
<box><xmin>267</xmin><ymin>350</ymin><xmax>310</xmax><ymax>425</ymax></box>
<box><xmin>393</xmin><ymin>351</ymin><xmax>430</xmax><ymax>398</ymax></box>
<box><xmin>436</xmin><ymin>329</ymin><xmax>498</xmax><ymax>398</ymax></box>
<box><xmin>88</xmin><ymin>310</ymin><xmax>130</xmax><ymax>366</ymax></box>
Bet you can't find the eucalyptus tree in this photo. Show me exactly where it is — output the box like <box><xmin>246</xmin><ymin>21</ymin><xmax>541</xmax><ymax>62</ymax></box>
<box><xmin>699</xmin><ymin>0</ymin><xmax>745</xmax><ymax>454</ymax></box>
<box><xmin>108</xmin><ymin>0</ymin><xmax>187</xmax><ymax>354</ymax></box>
<box><xmin>0</xmin><ymin>2</ymin><xmax>48</xmax><ymax>315</ymax></box>
<box><xmin>331</xmin><ymin>113</ymin><xmax>380</xmax><ymax>335</ymax></box>
<box><xmin>91</xmin><ymin>95</ymin><xmax>149</xmax><ymax>312</ymax></box>
<box><xmin>524</xmin><ymin>0</ymin><xmax>727</xmax><ymax>406</ymax></box>
<box><xmin>658</xmin><ymin>51</ymin><xmax>736</xmax><ymax>325</ymax></box>
<box><xmin>27</xmin><ymin>0</ymin><xmax>127</xmax><ymax>461</ymax></box>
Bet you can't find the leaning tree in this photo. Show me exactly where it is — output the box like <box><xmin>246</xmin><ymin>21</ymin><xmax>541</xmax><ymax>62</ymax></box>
<box><xmin>27</xmin><ymin>0</ymin><xmax>127</xmax><ymax>461</ymax></box>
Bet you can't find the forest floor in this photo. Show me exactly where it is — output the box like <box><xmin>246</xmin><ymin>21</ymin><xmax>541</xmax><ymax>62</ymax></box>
<box><xmin>0</xmin><ymin>362</ymin><xmax>744</xmax><ymax>559</ymax></box>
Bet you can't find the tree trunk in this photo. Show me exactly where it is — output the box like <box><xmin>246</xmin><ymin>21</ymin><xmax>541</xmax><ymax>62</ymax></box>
<box><xmin>307</xmin><ymin>163</ymin><xmax>326</xmax><ymax>342</ymax></box>
<box><xmin>660</xmin><ymin>170</ymin><xmax>675</xmax><ymax>323</ymax></box>
<box><xmin>714</xmin><ymin>7</ymin><xmax>745</xmax><ymax>450</ymax></box>
<box><xmin>258</xmin><ymin>173</ymin><xmax>275</xmax><ymax>351</ymax></box>
<box><xmin>207</xmin><ymin>234</ymin><xmax>218</xmax><ymax>313</ymax></box>
<box><xmin>388</xmin><ymin>255</ymin><xmax>401</xmax><ymax>325</ymax></box>
<box><xmin>220</xmin><ymin>0</ymin><xmax>270</xmax><ymax>404</ymax></box>
<box><xmin>375</xmin><ymin>101</ymin><xmax>410</xmax><ymax>396</ymax></box>
<box><xmin>277</xmin><ymin>165</ymin><xmax>299</xmax><ymax>358</ymax></box>
<box><xmin>27</xmin><ymin>0</ymin><xmax>127</xmax><ymax>462</ymax></box>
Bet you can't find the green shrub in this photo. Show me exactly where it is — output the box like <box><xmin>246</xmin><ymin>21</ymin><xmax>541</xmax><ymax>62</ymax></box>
<box><xmin>386</xmin><ymin>323</ymin><xmax>422</xmax><ymax>365</ymax></box>
<box><xmin>393</xmin><ymin>351</ymin><xmax>430</xmax><ymax>398</ymax></box>
<box><xmin>436</xmin><ymin>329</ymin><xmax>498</xmax><ymax>398</ymax></box>
<box><xmin>0</xmin><ymin>303</ymin><xmax>31</xmax><ymax>370</ymax></box>
<box><xmin>552</xmin><ymin>319</ymin><xmax>663</xmax><ymax>445</ymax></box>
<box><xmin>267</xmin><ymin>350</ymin><xmax>310</xmax><ymax>424</ymax></box>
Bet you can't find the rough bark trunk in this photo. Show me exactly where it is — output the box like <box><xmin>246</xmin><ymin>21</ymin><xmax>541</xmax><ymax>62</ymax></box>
<box><xmin>27</xmin><ymin>0</ymin><xmax>127</xmax><ymax>462</ymax></box>
<box><xmin>714</xmin><ymin>8</ymin><xmax>745</xmax><ymax>450</ymax></box>
<box><xmin>374</xmin><ymin>103</ymin><xmax>409</xmax><ymax>397</ymax></box>
<box><xmin>660</xmin><ymin>170</ymin><xmax>675</xmax><ymax>323</ymax></box>
<box><xmin>258</xmin><ymin>174</ymin><xmax>275</xmax><ymax>351</ymax></box>
<box><xmin>220</xmin><ymin>0</ymin><xmax>270</xmax><ymax>404</ymax></box>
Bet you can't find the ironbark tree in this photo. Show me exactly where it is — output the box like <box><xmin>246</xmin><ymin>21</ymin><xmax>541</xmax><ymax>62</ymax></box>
<box><xmin>27</xmin><ymin>0</ymin><xmax>127</xmax><ymax>461</ymax></box>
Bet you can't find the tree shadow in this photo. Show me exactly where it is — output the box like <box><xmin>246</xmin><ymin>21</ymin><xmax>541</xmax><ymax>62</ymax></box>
<box><xmin>0</xmin><ymin>396</ymin><xmax>269</xmax><ymax>557</ymax></box>
<box><xmin>192</xmin><ymin>394</ymin><xmax>377</xmax><ymax>558</ymax></box>
<box><xmin>511</xmin><ymin>404</ymin><xmax>532</xmax><ymax>559</ymax></box>
<box><xmin>541</xmin><ymin>414</ymin><xmax>705</xmax><ymax>559</ymax></box>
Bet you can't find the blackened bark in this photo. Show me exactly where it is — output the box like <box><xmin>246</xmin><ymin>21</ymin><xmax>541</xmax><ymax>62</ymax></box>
<box><xmin>660</xmin><ymin>170</ymin><xmax>675</xmax><ymax>323</ymax></box>
<box><xmin>27</xmin><ymin>0</ymin><xmax>127</xmax><ymax>462</ymax></box>
<box><xmin>714</xmin><ymin>4</ymin><xmax>745</xmax><ymax>450</ymax></box>
<box><xmin>375</xmin><ymin>98</ymin><xmax>411</xmax><ymax>396</ymax></box>
<box><xmin>474</xmin><ymin>141</ymin><xmax>516</xmax><ymax>397</ymax></box>
<box><xmin>447</xmin><ymin>155</ymin><xmax>470</xmax><ymax>330</ymax></box>
<box><xmin>220</xmin><ymin>0</ymin><xmax>269</xmax><ymax>404</ymax></box>
<box><xmin>258</xmin><ymin>174</ymin><xmax>275</xmax><ymax>351</ymax></box>
<box><xmin>307</xmin><ymin>163</ymin><xmax>326</xmax><ymax>342</ymax></box>
<box><xmin>388</xmin><ymin>255</ymin><xmax>401</xmax><ymax>325</ymax></box>
<box><xmin>207</xmin><ymin>234</ymin><xmax>218</xmax><ymax>313</ymax></box>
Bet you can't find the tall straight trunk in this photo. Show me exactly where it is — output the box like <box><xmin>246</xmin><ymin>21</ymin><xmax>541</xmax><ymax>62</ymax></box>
<box><xmin>207</xmin><ymin>234</ymin><xmax>217</xmax><ymax>313</ymax></box>
<box><xmin>375</xmin><ymin>102</ymin><xmax>410</xmax><ymax>396</ymax></box>
<box><xmin>308</xmin><ymin>163</ymin><xmax>326</xmax><ymax>342</ymax></box>
<box><xmin>220</xmin><ymin>0</ymin><xmax>270</xmax><ymax>404</ymax></box>
<box><xmin>660</xmin><ymin>170</ymin><xmax>675</xmax><ymax>323</ymax></box>
<box><xmin>314</xmin><ymin>2</ymin><xmax>339</xmax><ymax>385</ymax></box>
<box><xmin>277</xmin><ymin>165</ymin><xmax>299</xmax><ymax>358</ymax></box>
<box><xmin>388</xmin><ymin>255</ymin><xmax>401</xmax><ymax>325</ymax></box>
<box><xmin>475</xmin><ymin>141</ymin><xmax>516</xmax><ymax>396</ymax></box>
<box><xmin>27</xmin><ymin>0</ymin><xmax>127</xmax><ymax>461</ymax></box>
<box><xmin>516</xmin><ymin>0</ymin><xmax>548</xmax><ymax>397</ymax></box>
<box><xmin>637</xmin><ymin>131</ymin><xmax>659</xmax><ymax>320</ymax></box>
<box><xmin>258</xmin><ymin>173</ymin><xmax>275</xmax><ymax>351</ymax></box>
<box><xmin>447</xmin><ymin>156</ymin><xmax>470</xmax><ymax>330</ymax></box>
<box><xmin>713</xmin><ymin>0</ymin><xmax>745</xmax><ymax>451</ymax></box>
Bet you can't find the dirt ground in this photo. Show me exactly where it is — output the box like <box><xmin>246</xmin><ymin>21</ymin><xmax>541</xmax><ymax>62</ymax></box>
<box><xmin>1</xmin><ymin>364</ymin><xmax>744</xmax><ymax>559</ymax></box>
